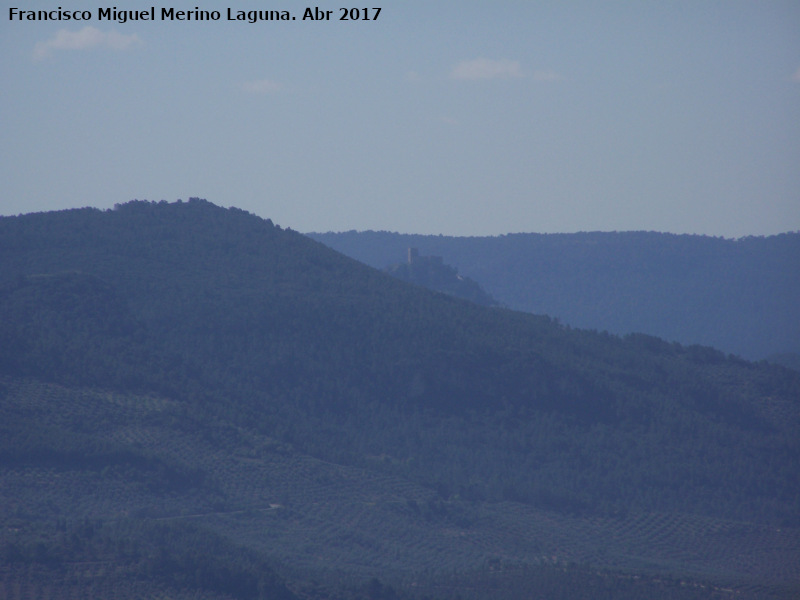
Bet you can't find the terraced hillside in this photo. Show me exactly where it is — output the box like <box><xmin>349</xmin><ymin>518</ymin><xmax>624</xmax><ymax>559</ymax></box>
<box><xmin>2</xmin><ymin>377</ymin><xmax>798</xmax><ymax>599</ymax></box>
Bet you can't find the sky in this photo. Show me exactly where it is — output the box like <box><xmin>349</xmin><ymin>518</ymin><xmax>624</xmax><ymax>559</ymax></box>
<box><xmin>1</xmin><ymin>1</ymin><xmax>799</xmax><ymax>236</ymax></box>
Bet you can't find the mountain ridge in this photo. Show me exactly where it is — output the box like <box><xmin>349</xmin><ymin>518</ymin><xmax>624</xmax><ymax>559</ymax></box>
<box><xmin>307</xmin><ymin>229</ymin><xmax>800</xmax><ymax>361</ymax></box>
<box><xmin>1</xmin><ymin>199</ymin><xmax>798</xmax><ymax>598</ymax></box>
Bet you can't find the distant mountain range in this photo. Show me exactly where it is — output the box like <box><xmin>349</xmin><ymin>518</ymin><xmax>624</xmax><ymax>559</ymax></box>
<box><xmin>308</xmin><ymin>230</ymin><xmax>800</xmax><ymax>362</ymax></box>
<box><xmin>1</xmin><ymin>199</ymin><xmax>798</xmax><ymax>599</ymax></box>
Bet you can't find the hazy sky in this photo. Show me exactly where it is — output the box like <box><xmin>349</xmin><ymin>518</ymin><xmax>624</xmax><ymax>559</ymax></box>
<box><xmin>2</xmin><ymin>1</ymin><xmax>799</xmax><ymax>236</ymax></box>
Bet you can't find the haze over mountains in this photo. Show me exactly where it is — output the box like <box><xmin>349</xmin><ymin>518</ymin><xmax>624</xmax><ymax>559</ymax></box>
<box><xmin>308</xmin><ymin>230</ymin><xmax>800</xmax><ymax>363</ymax></box>
<box><xmin>1</xmin><ymin>199</ymin><xmax>798</xmax><ymax>599</ymax></box>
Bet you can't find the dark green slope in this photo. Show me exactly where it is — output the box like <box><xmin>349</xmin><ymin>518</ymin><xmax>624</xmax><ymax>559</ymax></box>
<box><xmin>1</xmin><ymin>199</ymin><xmax>799</xmax><ymax>598</ymax></box>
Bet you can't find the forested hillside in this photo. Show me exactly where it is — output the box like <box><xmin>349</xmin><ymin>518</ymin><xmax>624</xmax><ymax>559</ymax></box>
<box><xmin>307</xmin><ymin>230</ymin><xmax>800</xmax><ymax>361</ymax></box>
<box><xmin>1</xmin><ymin>199</ymin><xmax>798</xmax><ymax>599</ymax></box>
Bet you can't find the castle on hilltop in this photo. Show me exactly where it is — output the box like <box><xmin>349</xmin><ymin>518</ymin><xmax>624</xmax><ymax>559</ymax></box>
<box><xmin>407</xmin><ymin>247</ymin><xmax>442</xmax><ymax>266</ymax></box>
<box><xmin>386</xmin><ymin>248</ymin><xmax>497</xmax><ymax>307</ymax></box>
